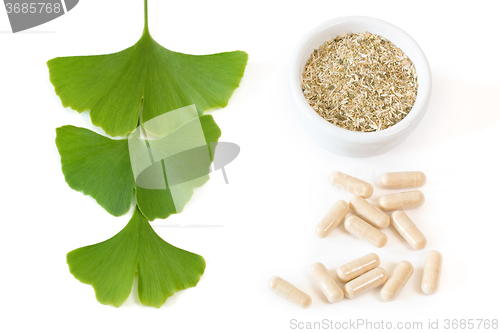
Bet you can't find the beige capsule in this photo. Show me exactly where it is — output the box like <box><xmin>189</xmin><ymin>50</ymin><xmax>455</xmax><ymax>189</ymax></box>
<box><xmin>380</xmin><ymin>171</ymin><xmax>426</xmax><ymax>188</ymax></box>
<box><xmin>344</xmin><ymin>216</ymin><xmax>388</xmax><ymax>248</ymax></box>
<box><xmin>344</xmin><ymin>267</ymin><xmax>388</xmax><ymax>299</ymax></box>
<box><xmin>336</xmin><ymin>253</ymin><xmax>380</xmax><ymax>282</ymax></box>
<box><xmin>391</xmin><ymin>211</ymin><xmax>427</xmax><ymax>250</ymax></box>
<box><xmin>269</xmin><ymin>276</ymin><xmax>312</xmax><ymax>308</ymax></box>
<box><xmin>310</xmin><ymin>263</ymin><xmax>344</xmax><ymax>303</ymax></box>
<box><xmin>379</xmin><ymin>191</ymin><xmax>425</xmax><ymax>211</ymax></box>
<box><xmin>380</xmin><ymin>261</ymin><xmax>414</xmax><ymax>301</ymax></box>
<box><xmin>350</xmin><ymin>195</ymin><xmax>390</xmax><ymax>229</ymax></box>
<box><xmin>329</xmin><ymin>171</ymin><xmax>374</xmax><ymax>199</ymax></box>
<box><xmin>421</xmin><ymin>250</ymin><xmax>442</xmax><ymax>295</ymax></box>
<box><xmin>315</xmin><ymin>200</ymin><xmax>349</xmax><ymax>238</ymax></box>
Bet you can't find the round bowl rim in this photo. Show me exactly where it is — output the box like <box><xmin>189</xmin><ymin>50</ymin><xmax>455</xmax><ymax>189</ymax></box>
<box><xmin>289</xmin><ymin>15</ymin><xmax>432</xmax><ymax>145</ymax></box>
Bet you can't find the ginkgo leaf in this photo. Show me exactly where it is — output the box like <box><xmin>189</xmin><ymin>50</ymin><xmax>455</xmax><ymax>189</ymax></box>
<box><xmin>55</xmin><ymin>114</ymin><xmax>220</xmax><ymax>218</ymax></box>
<box><xmin>55</xmin><ymin>125</ymin><xmax>135</xmax><ymax>217</ymax></box>
<box><xmin>67</xmin><ymin>206</ymin><xmax>205</xmax><ymax>308</ymax></box>
<box><xmin>53</xmin><ymin>0</ymin><xmax>244</xmax><ymax>309</ymax></box>
<box><xmin>136</xmin><ymin>113</ymin><xmax>221</xmax><ymax>220</ymax></box>
<box><xmin>47</xmin><ymin>1</ymin><xmax>248</xmax><ymax>137</ymax></box>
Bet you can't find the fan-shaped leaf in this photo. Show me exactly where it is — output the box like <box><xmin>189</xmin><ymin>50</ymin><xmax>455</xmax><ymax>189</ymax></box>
<box><xmin>48</xmin><ymin>32</ymin><xmax>247</xmax><ymax>137</ymax></box>
<box><xmin>67</xmin><ymin>207</ymin><xmax>205</xmax><ymax>308</ymax></box>
<box><xmin>55</xmin><ymin>125</ymin><xmax>135</xmax><ymax>217</ymax></box>
<box><xmin>55</xmin><ymin>114</ymin><xmax>221</xmax><ymax>218</ymax></box>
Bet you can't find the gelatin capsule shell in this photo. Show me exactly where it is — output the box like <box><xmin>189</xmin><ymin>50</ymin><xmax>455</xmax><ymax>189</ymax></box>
<box><xmin>330</xmin><ymin>171</ymin><xmax>374</xmax><ymax>198</ymax></box>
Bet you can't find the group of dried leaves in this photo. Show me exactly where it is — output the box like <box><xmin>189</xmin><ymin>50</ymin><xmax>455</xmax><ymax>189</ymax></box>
<box><xmin>302</xmin><ymin>32</ymin><xmax>418</xmax><ymax>132</ymax></box>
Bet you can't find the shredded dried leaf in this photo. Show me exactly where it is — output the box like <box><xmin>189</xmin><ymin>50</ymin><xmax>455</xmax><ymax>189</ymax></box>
<box><xmin>302</xmin><ymin>32</ymin><xmax>418</xmax><ymax>132</ymax></box>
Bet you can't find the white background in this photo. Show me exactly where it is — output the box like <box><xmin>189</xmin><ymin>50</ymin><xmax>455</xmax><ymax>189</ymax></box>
<box><xmin>1</xmin><ymin>0</ymin><xmax>500</xmax><ymax>332</ymax></box>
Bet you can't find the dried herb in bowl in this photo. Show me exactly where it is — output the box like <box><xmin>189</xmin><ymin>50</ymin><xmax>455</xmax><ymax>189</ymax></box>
<box><xmin>302</xmin><ymin>32</ymin><xmax>418</xmax><ymax>132</ymax></box>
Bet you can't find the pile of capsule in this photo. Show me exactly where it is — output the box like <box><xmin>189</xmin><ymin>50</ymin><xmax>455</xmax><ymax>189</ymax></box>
<box><xmin>319</xmin><ymin>170</ymin><xmax>428</xmax><ymax>249</ymax></box>
<box><xmin>270</xmin><ymin>250</ymin><xmax>442</xmax><ymax>308</ymax></box>
<box><xmin>269</xmin><ymin>171</ymin><xmax>443</xmax><ymax>308</ymax></box>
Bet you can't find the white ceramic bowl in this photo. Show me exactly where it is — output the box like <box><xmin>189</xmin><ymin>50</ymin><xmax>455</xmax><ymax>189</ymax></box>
<box><xmin>289</xmin><ymin>16</ymin><xmax>432</xmax><ymax>157</ymax></box>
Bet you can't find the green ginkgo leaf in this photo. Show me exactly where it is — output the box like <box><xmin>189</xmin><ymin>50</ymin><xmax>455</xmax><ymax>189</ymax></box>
<box><xmin>67</xmin><ymin>206</ymin><xmax>205</xmax><ymax>308</ymax></box>
<box><xmin>47</xmin><ymin>0</ymin><xmax>248</xmax><ymax>137</ymax></box>
<box><xmin>137</xmin><ymin>113</ymin><xmax>222</xmax><ymax>220</ymax></box>
<box><xmin>56</xmin><ymin>114</ymin><xmax>221</xmax><ymax>218</ymax></box>
<box><xmin>53</xmin><ymin>0</ymin><xmax>245</xmax><ymax>308</ymax></box>
<box><xmin>55</xmin><ymin>125</ymin><xmax>135</xmax><ymax>217</ymax></box>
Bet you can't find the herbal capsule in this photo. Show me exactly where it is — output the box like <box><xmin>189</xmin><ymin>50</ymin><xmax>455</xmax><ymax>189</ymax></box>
<box><xmin>315</xmin><ymin>200</ymin><xmax>349</xmax><ymax>238</ymax></box>
<box><xmin>380</xmin><ymin>171</ymin><xmax>426</xmax><ymax>188</ymax></box>
<box><xmin>350</xmin><ymin>195</ymin><xmax>390</xmax><ymax>229</ymax></box>
<box><xmin>329</xmin><ymin>171</ymin><xmax>373</xmax><ymax>199</ymax></box>
<box><xmin>344</xmin><ymin>267</ymin><xmax>388</xmax><ymax>299</ymax></box>
<box><xmin>391</xmin><ymin>211</ymin><xmax>427</xmax><ymax>250</ymax></box>
<box><xmin>269</xmin><ymin>276</ymin><xmax>312</xmax><ymax>308</ymax></box>
<box><xmin>379</xmin><ymin>190</ymin><xmax>425</xmax><ymax>211</ymax></box>
<box><xmin>380</xmin><ymin>261</ymin><xmax>414</xmax><ymax>301</ymax></box>
<box><xmin>344</xmin><ymin>216</ymin><xmax>387</xmax><ymax>248</ymax></box>
<box><xmin>421</xmin><ymin>250</ymin><xmax>442</xmax><ymax>295</ymax></box>
<box><xmin>310</xmin><ymin>263</ymin><xmax>344</xmax><ymax>303</ymax></box>
<box><xmin>336</xmin><ymin>253</ymin><xmax>380</xmax><ymax>282</ymax></box>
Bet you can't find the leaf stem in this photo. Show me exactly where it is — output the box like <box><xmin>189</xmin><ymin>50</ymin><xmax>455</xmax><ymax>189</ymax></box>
<box><xmin>143</xmin><ymin>0</ymin><xmax>149</xmax><ymax>35</ymax></box>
